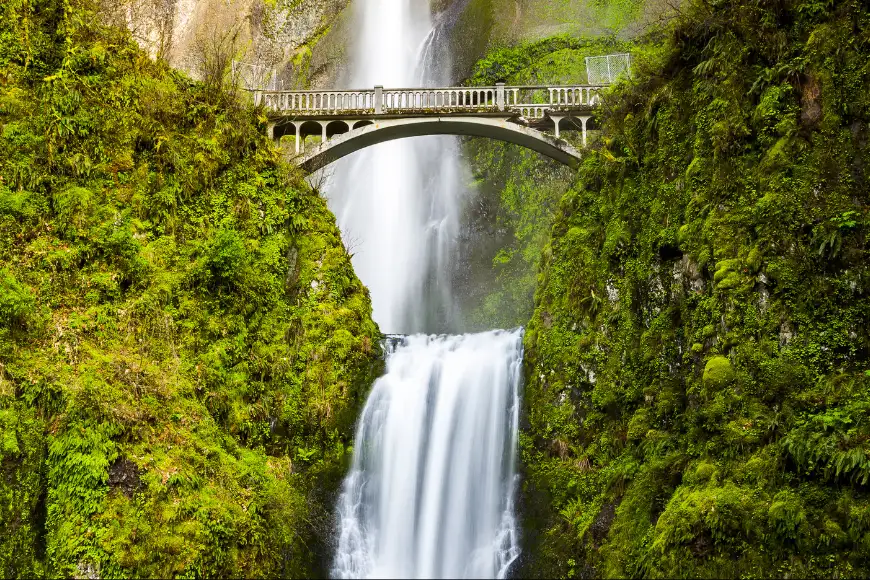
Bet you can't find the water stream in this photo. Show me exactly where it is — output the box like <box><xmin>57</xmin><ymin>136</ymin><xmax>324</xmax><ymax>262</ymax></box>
<box><xmin>327</xmin><ymin>0</ymin><xmax>523</xmax><ymax>576</ymax></box>
<box><xmin>324</xmin><ymin>0</ymin><xmax>463</xmax><ymax>335</ymax></box>
<box><xmin>333</xmin><ymin>331</ymin><xmax>522</xmax><ymax>578</ymax></box>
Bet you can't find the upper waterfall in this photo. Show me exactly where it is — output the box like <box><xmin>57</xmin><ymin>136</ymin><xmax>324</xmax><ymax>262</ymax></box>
<box><xmin>323</xmin><ymin>0</ymin><xmax>465</xmax><ymax>334</ymax></box>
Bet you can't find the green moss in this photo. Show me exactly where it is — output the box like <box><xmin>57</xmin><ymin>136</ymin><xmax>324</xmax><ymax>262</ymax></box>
<box><xmin>460</xmin><ymin>37</ymin><xmax>631</xmax><ymax>329</ymax></box>
<box><xmin>0</xmin><ymin>1</ymin><xmax>380</xmax><ymax>577</ymax></box>
<box><xmin>703</xmin><ymin>356</ymin><xmax>735</xmax><ymax>388</ymax></box>
<box><xmin>516</xmin><ymin>0</ymin><xmax>870</xmax><ymax>577</ymax></box>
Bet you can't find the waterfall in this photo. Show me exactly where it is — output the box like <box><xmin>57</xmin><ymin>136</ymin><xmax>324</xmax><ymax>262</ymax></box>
<box><xmin>324</xmin><ymin>0</ymin><xmax>464</xmax><ymax>335</ymax></box>
<box><xmin>328</xmin><ymin>0</ymin><xmax>523</xmax><ymax>576</ymax></box>
<box><xmin>333</xmin><ymin>330</ymin><xmax>522</xmax><ymax>579</ymax></box>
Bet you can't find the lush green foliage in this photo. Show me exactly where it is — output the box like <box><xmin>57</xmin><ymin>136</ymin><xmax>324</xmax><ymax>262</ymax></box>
<box><xmin>0</xmin><ymin>1</ymin><xmax>380</xmax><ymax>577</ymax></box>
<box><xmin>461</xmin><ymin>37</ymin><xmax>629</xmax><ymax>330</ymax></box>
<box><xmin>519</xmin><ymin>1</ymin><xmax>870</xmax><ymax>577</ymax></box>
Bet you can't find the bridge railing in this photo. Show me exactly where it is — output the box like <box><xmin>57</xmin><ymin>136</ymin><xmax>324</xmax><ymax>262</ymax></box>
<box><xmin>253</xmin><ymin>84</ymin><xmax>606</xmax><ymax>116</ymax></box>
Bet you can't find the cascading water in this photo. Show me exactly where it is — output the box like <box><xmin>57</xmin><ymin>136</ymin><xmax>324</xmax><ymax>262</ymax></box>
<box><xmin>333</xmin><ymin>330</ymin><xmax>522</xmax><ymax>579</ymax></box>
<box><xmin>328</xmin><ymin>0</ymin><xmax>523</xmax><ymax>576</ymax></box>
<box><xmin>324</xmin><ymin>0</ymin><xmax>464</xmax><ymax>335</ymax></box>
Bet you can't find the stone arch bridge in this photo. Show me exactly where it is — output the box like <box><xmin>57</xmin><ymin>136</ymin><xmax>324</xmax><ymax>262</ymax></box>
<box><xmin>254</xmin><ymin>84</ymin><xmax>603</xmax><ymax>172</ymax></box>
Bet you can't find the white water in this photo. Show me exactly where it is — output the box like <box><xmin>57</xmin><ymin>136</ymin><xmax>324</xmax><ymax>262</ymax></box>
<box><xmin>333</xmin><ymin>330</ymin><xmax>523</xmax><ymax>579</ymax></box>
<box><xmin>324</xmin><ymin>0</ymin><xmax>465</xmax><ymax>334</ymax></box>
<box><xmin>329</xmin><ymin>0</ymin><xmax>523</xmax><ymax>576</ymax></box>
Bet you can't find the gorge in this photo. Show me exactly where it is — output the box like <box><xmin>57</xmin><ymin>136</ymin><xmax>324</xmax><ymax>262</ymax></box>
<box><xmin>2</xmin><ymin>0</ymin><xmax>870</xmax><ymax>579</ymax></box>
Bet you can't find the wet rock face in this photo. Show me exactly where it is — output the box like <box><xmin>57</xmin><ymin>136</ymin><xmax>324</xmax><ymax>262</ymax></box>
<box><xmin>108</xmin><ymin>458</ymin><xmax>142</xmax><ymax>498</ymax></box>
<box><xmin>110</xmin><ymin>0</ymin><xmax>351</xmax><ymax>86</ymax></box>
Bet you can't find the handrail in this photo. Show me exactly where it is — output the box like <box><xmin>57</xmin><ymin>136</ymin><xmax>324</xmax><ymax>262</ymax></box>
<box><xmin>252</xmin><ymin>84</ymin><xmax>604</xmax><ymax>114</ymax></box>
<box><xmin>245</xmin><ymin>84</ymin><xmax>607</xmax><ymax>94</ymax></box>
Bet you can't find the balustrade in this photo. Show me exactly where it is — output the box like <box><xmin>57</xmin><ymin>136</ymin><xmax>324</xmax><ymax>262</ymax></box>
<box><xmin>253</xmin><ymin>84</ymin><xmax>603</xmax><ymax>116</ymax></box>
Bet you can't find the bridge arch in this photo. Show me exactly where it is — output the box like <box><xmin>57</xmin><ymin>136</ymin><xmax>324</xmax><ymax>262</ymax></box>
<box><xmin>273</xmin><ymin>121</ymin><xmax>296</xmax><ymax>142</ymax></box>
<box><xmin>298</xmin><ymin>120</ymin><xmax>322</xmax><ymax>139</ymax></box>
<box><xmin>295</xmin><ymin>116</ymin><xmax>582</xmax><ymax>172</ymax></box>
<box><xmin>326</xmin><ymin>120</ymin><xmax>351</xmax><ymax>138</ymax></box>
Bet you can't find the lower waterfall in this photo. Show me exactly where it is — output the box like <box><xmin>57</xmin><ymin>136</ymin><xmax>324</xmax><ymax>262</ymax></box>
<box><xmin>333</xmin><ymin>329</ymin><xmax>523</xmax><ymax>579</ymax></box>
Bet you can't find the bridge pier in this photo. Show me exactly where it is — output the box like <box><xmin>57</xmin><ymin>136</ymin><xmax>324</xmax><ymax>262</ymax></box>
<box><xmin>550</xmin><ymin>115</ymin><xmax>564</xmax><ymax>138</ymax></box>
<box><xmin>293</xmin><ymin>121</ymin><xmax>303</xmax><ymax>154</ymax></box>
<box><xmin>579</xmin><ymin>116</ymin><xmax>590</xmax><ymax>147</ymax></box>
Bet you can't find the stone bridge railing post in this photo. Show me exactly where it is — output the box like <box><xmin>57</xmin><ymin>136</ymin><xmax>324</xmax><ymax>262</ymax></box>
<box><xmin>374</xmin><ymin>85</ymin><xmax>383</xmax><ymax>114</ymax></box>
<box><xmin>496</xmin><ymin>83</ymin><xmax>505</xmax><ymax>111</ymax></box>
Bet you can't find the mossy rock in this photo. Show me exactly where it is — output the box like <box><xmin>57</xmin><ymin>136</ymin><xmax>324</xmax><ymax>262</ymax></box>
<box><xmin>703</xmin><ymin>356</ymin><xmax>736</xmax><ymax>388</ymax></box>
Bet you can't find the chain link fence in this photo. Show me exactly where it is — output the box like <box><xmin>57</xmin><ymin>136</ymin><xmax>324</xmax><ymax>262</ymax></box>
<box><xmin>585</xmin><ymin>53</ymin><xmax>632</xmax><ymax>85</ymax></box>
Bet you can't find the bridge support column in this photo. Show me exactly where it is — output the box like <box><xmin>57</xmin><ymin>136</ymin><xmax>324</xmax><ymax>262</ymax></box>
<box><xmin>267</xmin><ymin>122</ymin><xmax>276</xmax><ymax>143</ymax></box>
<box><xmin>550</xmin><ymin>115</ymin><xmax>564</xmax><ymax>138</ymax></box>
<box><xmin>293</xmin><ymin>122</ymin><xmax>303</xmax><ymax>154</ymax></box>
<box><xmin>319</xmin><ymin>121</ymin><xmax>328</xmax><ymax>143</ymax></box>
<box><xmin>579</xmin><ymin>116</ymin><xmax>590</xmax><ymax>147</ymax></box>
